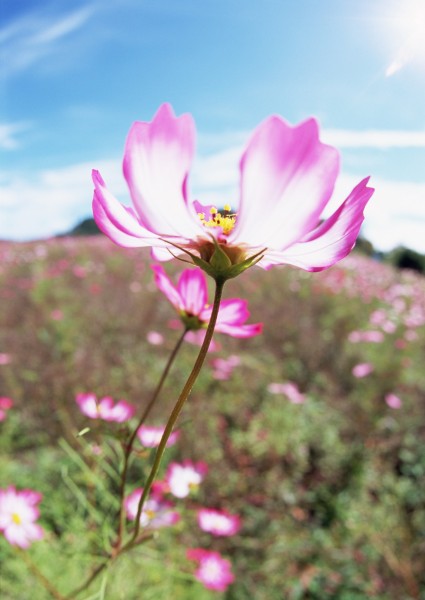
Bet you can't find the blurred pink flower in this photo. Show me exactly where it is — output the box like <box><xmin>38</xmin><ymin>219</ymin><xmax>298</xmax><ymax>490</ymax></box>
<box><xmin>152</xmin><ymin>265</ymin><xmax>262</xmax><ymax>338</ymax></box>
<box><xmin>75</xmin><ymin>393</ymin><xmax>136</xmax><ymax>423</ymax></box>
<box><xmin>0</xmin><ymin>397</ymin><xmax>13</xmax><ymax>422</ymax></box>
<box><xmin>92</xmin><ymin>103</ymin><xmax>373</xmax><ymax>275</ymax></box>
<box><xmin>197</xmin><ymin>508</ymin><xmax>241</xmax><ymax>536</ymax></box>
<box><xmin>267</xmin><ymin>381</ymin><xmax>305</xmax><ymax>404</ymax></box>
<box><xmin>165</xmin><ymin>460</ymin><xmax>208</xmax><ymax>498</ymax></box>
<box><xmin>187</xmin><ymin>548</ymin><xmax>235</xmax><ymax>592</ymax></box>
<box><xmin>352</xmin><ymin>363</ymin><xmax>374</xmax><ymax>378</ymax></box>
<box><xmin>385</xmin><ymin>393</ymin><xmax>402</xmax><ymax>409</ymax></box>
<box><xmin>348</xmin><ymin>330</ymin><xmax>385</xmax><ymax>343</ymax></box>
<box><xmin>50</xmin><ymin>309</ymin><xmax>64</xmax><ymax>321</ymax></box>
<box><xmin>0</xmin><ymin>353</ymin><xmax>11</xmax><ymax>365</ymax></box>
<box><xmin>146</xmin><ymin>330</ymin><xmax>164</xmax><ymax>345</ymax></box>
<box><xmin>137</xmin><ymin>425</ymin><xmax>180</xmax><ymax>448</ymax></box>
<box><xmin>73</xmin><ymin>265</ymin><xmax>87</xmax><ymax>278</ymax></box>
<box><xmin>125</xmin><ymin>488</ymin><xmax>179</xmax><ymax>528</ymax></box>
<box><xmin>211</xmin><ymin>355</ymin><xmax>241</xmax><ymax>380</ymax></box>
<box><xmin>0</xmin><ymin>486</ymin><xmax>44</xmax><ymax>548</ymax></box>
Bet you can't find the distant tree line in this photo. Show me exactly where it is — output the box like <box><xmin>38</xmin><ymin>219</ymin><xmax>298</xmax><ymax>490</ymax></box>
<box><xmin>64</xmin><ymin>218</ymin><xmax>425</xmax><ymax>275</ymax></box>
<box><xmin>354</xmin><ymin>236</ymin><xmax>425</xmax><ymax>275</ymax></box>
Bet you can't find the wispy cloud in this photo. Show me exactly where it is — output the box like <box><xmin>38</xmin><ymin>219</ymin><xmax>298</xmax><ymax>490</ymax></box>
<box><xmin>0</xmin><ymin>6</ymin><xmax>94</xmax><ymax>76</ymax></box>
<box><xmin>0</xmin><ymin>159</ymin><xmax>123</xmax><ymax>240</ymax></box>
<box><xmin>323</xmin><ymin>129</ymin><xmax>425</xmax><ymax>149</ymax></box>
<box><xmin>199</xmin><ymin>127</ymin><xmax>425</xmax><ymax>153</ymax></box>
<box><xmin>0</xmin><ymin>122</ymin><xmax>32</xmax><ymax>150</ymax></box>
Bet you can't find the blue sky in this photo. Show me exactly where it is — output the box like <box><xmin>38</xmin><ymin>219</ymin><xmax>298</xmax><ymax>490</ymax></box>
<box><xmin>1</xmin><ymin>0</ymin><xmax>425</xmax><ymax>252</ymax></box>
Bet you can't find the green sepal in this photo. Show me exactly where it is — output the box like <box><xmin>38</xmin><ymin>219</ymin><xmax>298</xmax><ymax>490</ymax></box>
<box><xmin>159</xmin><ymin>238</ymin><xmax>266</xmax><ymax>282</ymax></box>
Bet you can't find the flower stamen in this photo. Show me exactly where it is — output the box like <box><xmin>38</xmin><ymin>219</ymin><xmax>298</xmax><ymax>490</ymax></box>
<box><xmin>198</xmin><ymin>205</ymin><xmax>237</xmax><ymax>236</ymax></box>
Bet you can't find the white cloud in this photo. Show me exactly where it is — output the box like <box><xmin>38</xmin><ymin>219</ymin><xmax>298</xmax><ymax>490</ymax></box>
<box><xmin>0</xmin><ymin>159</ymin><xmax>123</xmax><ymax>240</ymax></box>
<box><xmin>199</xmin><ymin>127</ymin><xmax>425</xmax><ymax>151</ymax></box>
<box><xmin>323</xmin><ymin>129</ymin><xmax>425</xmax><ymax>149</ymax></box>
<box><xmin>0</xmin><ymin>122</ymin><xmax>31</xmax><ymax>150</ymax></box>
<box><xmin>0</xmin><ymin>6</ymin><xmax>94</xmax><ymax>76</ymax></box>
<box><xmin>331</xmin><ymin>174</ymin><xmax>425</xmax><ymax>253</ymax></box>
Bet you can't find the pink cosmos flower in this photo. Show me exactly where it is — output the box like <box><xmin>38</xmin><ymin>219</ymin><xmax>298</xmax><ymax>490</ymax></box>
<box><xmin>0</xmin><ymin>486</ymin><xmax>44</xmax><ymax>548</ymax></box>
<box><xmin>352</xmin><ymin>362</ymin><xmax>374</xmax><ymax>378</ymax></box>
<box><xmin>211</xmin><ymin>355</ymin><xmax>241</xmax><ymax>380</ymax></box>
<box><xmin>348</xmin><ymin>330</ymin><xmax>385</xmax><ymax>343</ymax></box>
<box><xmin>137</xmin><ymin>425</ymin><xmax>180</xmax><ymax>448</ymax></box>
<box><xmin>125</xmin><ymin>487</ymin><xmax>180</xmax><ymax>528</ymax></box>
<box><xmin>146</xmin><ymin>330</ymin><xmax>164</xmax><ymax>345</ymax></box>
<box><xmin>75</xmin><ymin>393</ymin><xmax>136</xmax><ymax>423</ymax></box>
<box><xmin>0</xmin><ymin>353</ymin><xmax>11</xmax><ymax>365</ymax></box>
<box><xmin>165</xmin><ymin>460</ymin><xmax>208</xmax><ymax>498</ymax></box>
<box><xmin>385</xmin><ymin>393</ymin><xmax>402</xmax><ymax>409</ymax></box>
<box><xmin>92</xmin><ymin>103</ymin><xmax>374</xmax><ymax>276</ymax></box>
<box><xmin>197</xmin><ymin>508</ymin><xmax>241</xmax><ymax>536</ymax></box>
<box><xmin>152</xmin><ymin>265</ymin><xmax>262</xmax><ymax>338</ymax></box>
<box><xmin>187</xmin><ymin>548</ymin><xmax>235</xmax><ymax>592</ymax></box>
<box><xmin>267</xmin><ymin>381</ymin><xmax>305</xmax><ymax>404</ymax></box>
<box><xmin>0</xmin><ymin>397</ymin><xmax>13</xmax><ymax>422</ymax></box>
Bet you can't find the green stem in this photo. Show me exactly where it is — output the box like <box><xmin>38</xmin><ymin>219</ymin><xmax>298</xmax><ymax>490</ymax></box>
<box><xmin>18</xmin><ymin>548</ymin><xmax>67</xmax><ymax>600</ymax></box>
<box><xmin>115</xmin><ymin>327</ymin><xmax>189</xmax><ymax>550</ymax></box>
<box><xmin>125</xmin><ymin>277</ymin><xmax>226</xmax><ymax>548</ymax></box>
<box><xmin>65</xmin><ymin>561</ymin><xmax>108</xmax><ymax>599</ymax></box>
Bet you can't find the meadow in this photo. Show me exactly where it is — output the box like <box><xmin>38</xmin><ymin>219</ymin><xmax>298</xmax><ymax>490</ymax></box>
<box><xmin>0</xmin><ymin>235</ymin><xmax>424</xmax><ymax>599</ymax></box>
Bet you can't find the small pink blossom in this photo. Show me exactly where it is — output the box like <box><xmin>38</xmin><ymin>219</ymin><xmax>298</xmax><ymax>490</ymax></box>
<box><xmin>146</xmin><ymin>331</ymin><xmax>164</xmax><ymax>345</ymax></box>
<box><xmin>352</xmin><ymin>363</ymin><xmax>374</xmax><ymax>378</ymax></box>
<box><xmin>137</xmin><ymin>425</ymin><xmax>180</xmax><ymax>448</ymax></box>
<box><xmin>0</xmin><ymin>397</ymin><xmax>13</xmax><ymax>422</ymax></box>
<box><xmin>75</xmin><ymin>393</ymin><xmax>136</xmax><ymax>423</ymax></box>
<box><xmin>211</xmin><ymin>355</ymin><xmax>241</xmax><ymax>380</ymax></box>
<box><xmin>165</xmin><ymin>460</ymin><xmax>208</xmax><ymax>498</ymax></box>
<box><xmin>0</xmin><ymin>353</ymin><xmax>11</xmax><ymax>365</ymax></box>
<box><xmin>348</xmin><ymin>330</ymin><xmax>385</xmax><ymax>343</ymax></box>
<box><xmin>50</xmin><ymin>309</ymin><xmax>64</xmax><ymax>321</ymax></box>
<box><xmin>125</xmin><ymin>488</ymin><xmax>179</xmax><ymax>528</ymax></box>
<box><xmin>405</xmin><ymin>329</ymin><xmax>418</xmax><ymax>341</ymax></box>
<box><xmin>197</xmin><ymin>508</ymin><xmax>241</xmax><ymax>536</ymax></box>
<box><xmin>92</xmin><ymin>103</ymin><xmax>373</xmax><ymax>275</ymax></box>
<box><xmin>187</xmin><ymin>548</ymin><xmax>235</xmax><ymax>592</ymax></box>
<box><xmin>152</xmin><ymin>265</ymin><xmax>262</xmax><ymax>339</ymax></box>
<box><xmin>0</xmin><ymin>486</ymin><xmax>44</xmax><ymax>548</ymax></box>
<box><xmin>385</xmin><ymin>393</ymin><xmax>402</xmax><ymax>409</ymax></box>
<box><xmin>73</xmin><ymin>265</ymin><xmax>87</xmax><ymax>278</ymax></box>
<box><xmin>267</xmin><ymin>381</ymin><xmax>305</xmax><ymax>404</ymax></box>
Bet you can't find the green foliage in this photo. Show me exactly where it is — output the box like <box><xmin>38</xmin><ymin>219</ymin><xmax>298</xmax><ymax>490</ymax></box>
<box><xmin>385</xmin><ymin>246</ymin><xmax>425</xmax><ymax>274</ymax></box>
<box><xmin>1</xmin><ymin>239</ymin><xmax>425</xmax><ymax>598</ymax></box>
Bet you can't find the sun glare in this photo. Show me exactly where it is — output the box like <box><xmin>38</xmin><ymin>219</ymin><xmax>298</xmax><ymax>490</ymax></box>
<box><xmin>385</xmin><ymin>0</ymin><xmax>425</xmax><ymax>76</ymax></box>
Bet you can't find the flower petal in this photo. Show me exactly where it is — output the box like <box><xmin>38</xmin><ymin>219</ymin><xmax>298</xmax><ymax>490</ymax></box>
<box><xmin>123</xmin><ymin>103</ymin><xmax>201</xmax><ymax>238</ymax></box>
<box><xmin>201</xmin><ymin>298</ymin><xmax>249</xmax><ymax>325</ymax></box>
<box><xmin>233</xmin><ymin>116</ymin><xmax>339</xmax><ymax>250</ymax></box>
<box><xmin>259</xmin><ymin>177</ymin><xmax>374</xmax><ymax>271</ymax></box>
<box><xmin>151</xmin><ymin>265</ymin><xmax>183</xmax><ymax>310</ymax></box>
<box><xmin>201</xmin><ymin>299</ymin><xmax>263</xmax><ymax>338</ymax></box>
<box><xmin>92</xmin><ymin>170</ymin><xmax>161</xmax><ymax>248</ymax></box>
<box><xmin>177</xmin><ymin>268</ymin><xmax>208</xmax><ymax>316</ymax></box>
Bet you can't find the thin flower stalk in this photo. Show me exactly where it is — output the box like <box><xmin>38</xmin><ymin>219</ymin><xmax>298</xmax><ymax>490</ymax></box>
<box><xmin>115</xmin><ymin>327</ymin><xmax>188</xmax><ymax>550</ymax></box>
<box><xmin>125</xmin><ymin>277</ymin><xmax>225</xmax><ymax>548</ymax></box>
<box><xmin>18</xmin><ymin>549</ymin><xmax>67</xmax><ymax>600</ymax></box>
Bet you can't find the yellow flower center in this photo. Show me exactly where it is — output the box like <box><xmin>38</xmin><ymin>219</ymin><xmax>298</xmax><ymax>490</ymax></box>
<box><xmin>12</xmin><ymin>513</ymin><xmax>22</xmax><ymax>525</ymax></box>
<box><xmin>198</xmin><ymin>205</ymin><xmax>236</xmax><ymax>236</ymax></box>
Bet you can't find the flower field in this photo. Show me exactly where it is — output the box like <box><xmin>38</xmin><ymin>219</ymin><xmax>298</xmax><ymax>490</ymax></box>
<box><xmin>1</xmin><ymin>236</ymin><xmax>424</xmax><ymax>599</ymax></box>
